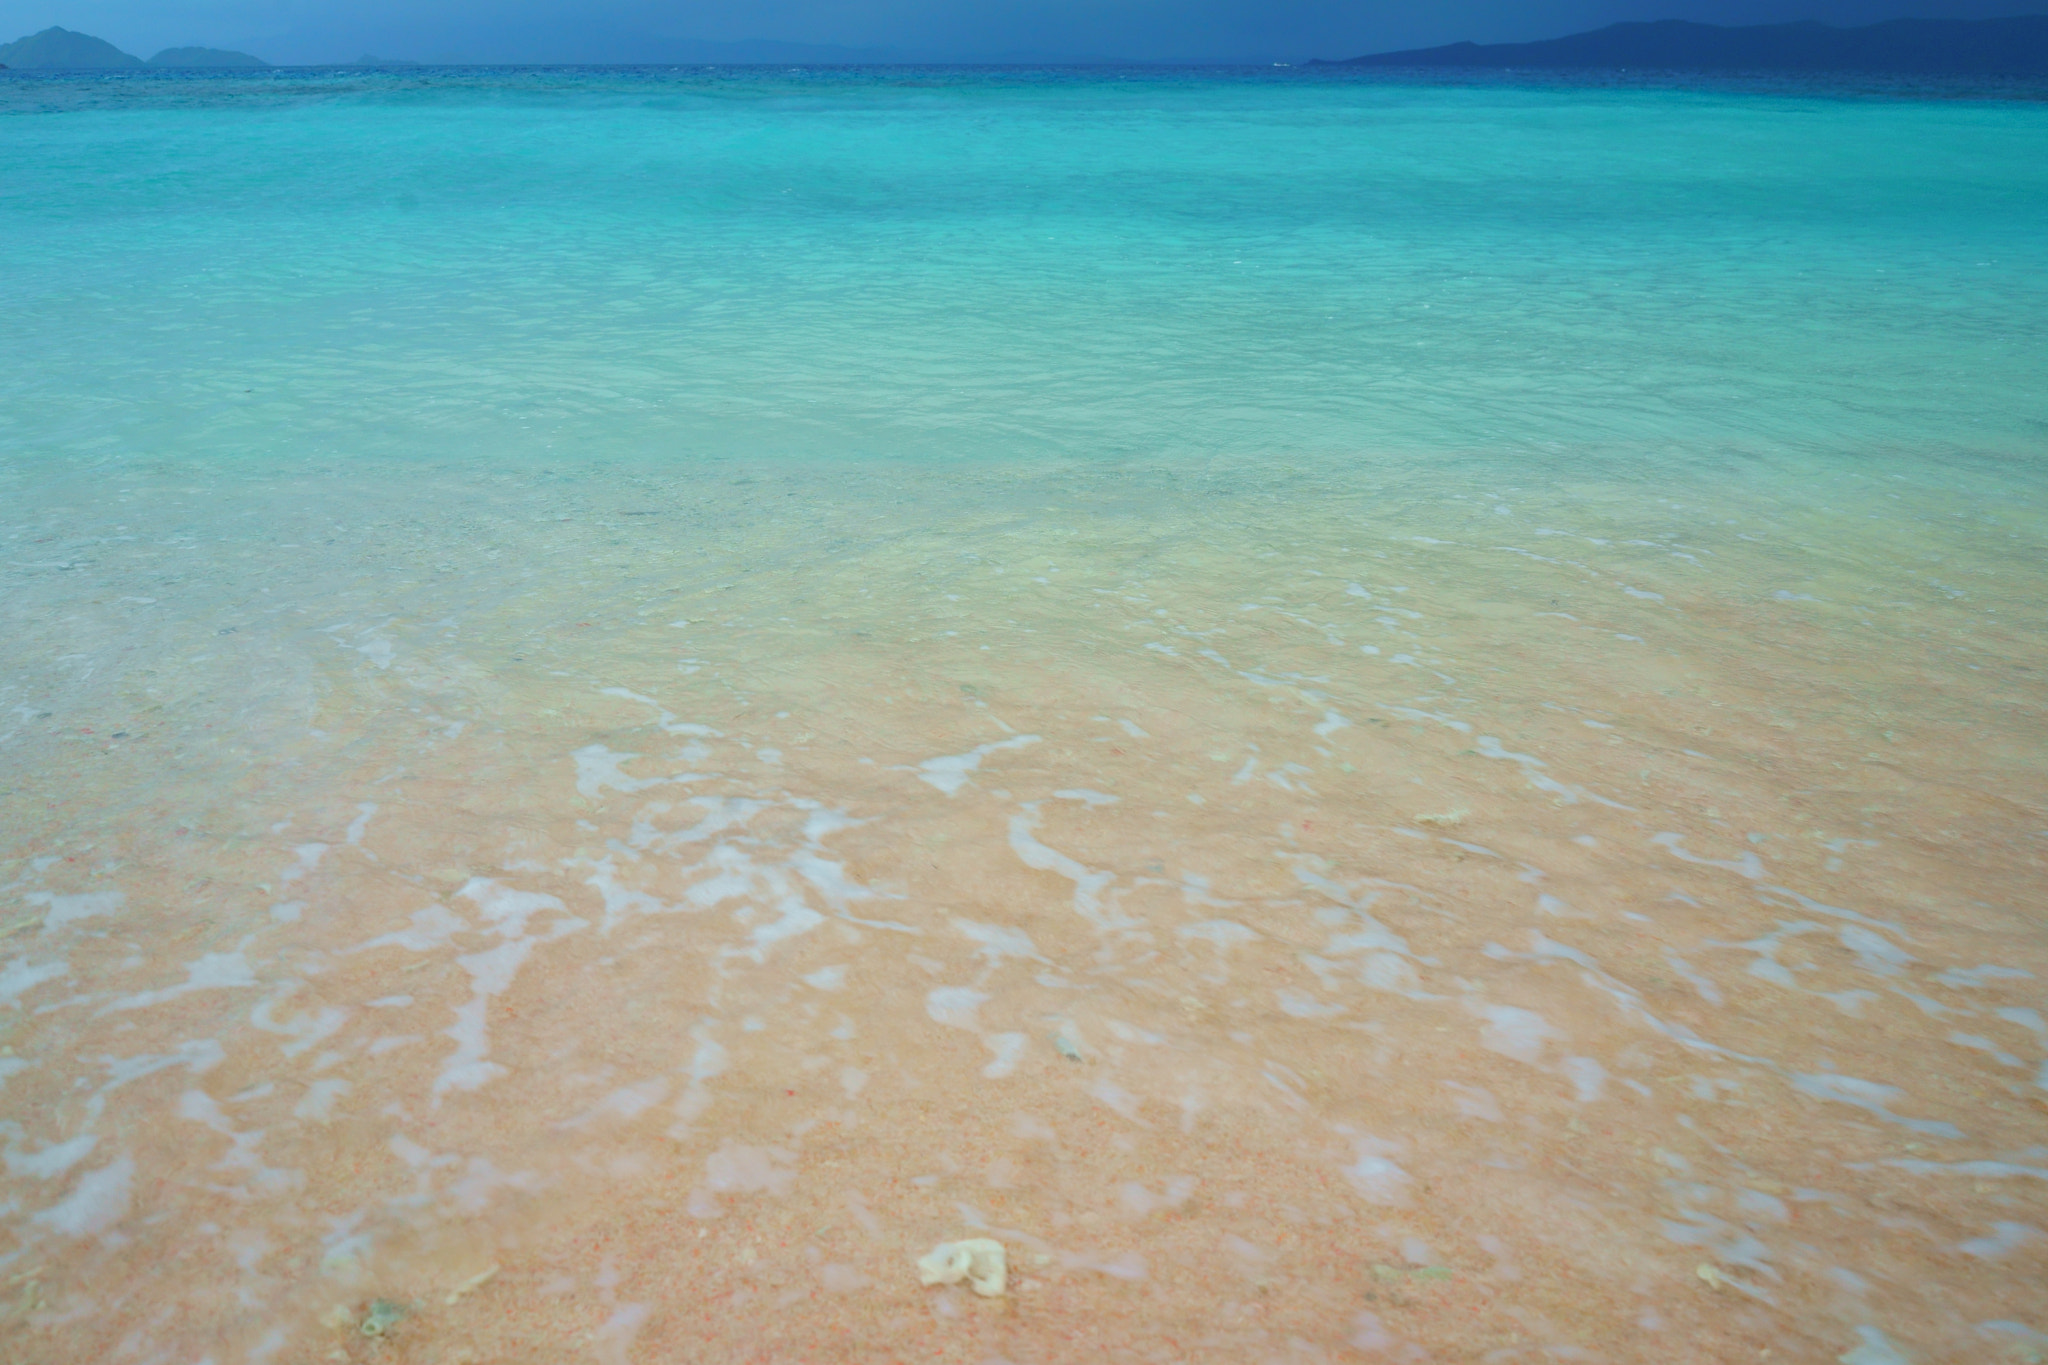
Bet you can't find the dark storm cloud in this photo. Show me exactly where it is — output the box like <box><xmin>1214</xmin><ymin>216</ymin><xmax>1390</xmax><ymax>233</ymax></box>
<box><xmin>2</xmin><ymin>0</ymin><xmax>2034</xmax><ymax>66</ymax></box>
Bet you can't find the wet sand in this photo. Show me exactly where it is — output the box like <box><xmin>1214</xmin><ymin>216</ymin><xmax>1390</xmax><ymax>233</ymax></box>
<box><xmin>3</xmin><ymin>450</ymin><xmax>2045</xmax><ymax>1363</ymax></box>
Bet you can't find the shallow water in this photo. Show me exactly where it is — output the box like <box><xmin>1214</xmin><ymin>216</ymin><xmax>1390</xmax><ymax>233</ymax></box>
<box><xmin>2</xmin><ymin>66</ymin><xmax>2046</xmax><ymax>1365</ymax></box>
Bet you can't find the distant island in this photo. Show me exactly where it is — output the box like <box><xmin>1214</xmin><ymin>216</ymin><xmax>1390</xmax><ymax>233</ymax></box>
<box><xmin>0</xmin><ymin>26</ymin><xmax>140</xmax><ymax>67</ymax></box>
<box><xmin>0</xmin><ymin>26</ymin><xmax>268</xmax><ymax>69</ymax></box>
<box><xmin>1322</xmin><ymin>15</ymin><xmax>2048</xmax><ymax>77</ymax></box>
<box><xmin>150</xmin><ymin>47</ymin><xmax>270</xmax><ymax>68</ymax></box>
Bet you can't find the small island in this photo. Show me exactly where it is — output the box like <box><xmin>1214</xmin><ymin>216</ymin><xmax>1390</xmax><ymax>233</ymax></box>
<box><xmin>1323</xmin><ymin>15</ymin><xmax>2048</xmax><ymax>78</ymax></box>
<box><xmin>149</xmin><ymin>47</ymin><xmax>270</xmax><ymax>68</ymax></box>
<box><xmin>0</xmin><ymin>26</ymin><xmax>143</xmax><ymax>68</ymax></box>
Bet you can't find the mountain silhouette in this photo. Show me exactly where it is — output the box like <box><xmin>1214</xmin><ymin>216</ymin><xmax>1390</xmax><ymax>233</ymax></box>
<box><xmin>1326</xmin><ymin>16</ymin><xmax>2048</xmax><ymax>77</ymax></box>
<box><xmin>150</xmin><ymin>47</ymin><xmax>270</xmax><ymax>68</ymax></box>
<box><xmin>0</xmin><ymin>26</ymin><xmax>144</xmax><ymax>68</ymax></box>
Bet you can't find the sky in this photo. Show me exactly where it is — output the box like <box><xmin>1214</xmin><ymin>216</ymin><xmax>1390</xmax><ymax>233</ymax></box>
<box><xmin>2</xmin><ymin>0</ymin><xmax>2036</xmax><ymax>66</ymax></box>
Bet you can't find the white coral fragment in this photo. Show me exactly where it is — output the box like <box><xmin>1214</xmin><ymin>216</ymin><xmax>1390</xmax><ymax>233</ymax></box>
<box><xmin>916</xmin><ymin>1237</ymin><xmax>1007</xmax><ymax>1297</ymax></box>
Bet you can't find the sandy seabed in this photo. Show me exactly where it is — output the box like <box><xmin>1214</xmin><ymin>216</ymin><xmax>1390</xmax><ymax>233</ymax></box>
<box><xmin>2</xmin><ymin>449</ymin><xmax>2045</xmax><ymax>1364</ymax></box>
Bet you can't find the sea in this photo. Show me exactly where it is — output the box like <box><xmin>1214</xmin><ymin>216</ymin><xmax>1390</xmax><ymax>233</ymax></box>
<box><xmin>2</xmin><ymin>64</ymin><xmax>2045</xmax><ymax>1364</ymax></box>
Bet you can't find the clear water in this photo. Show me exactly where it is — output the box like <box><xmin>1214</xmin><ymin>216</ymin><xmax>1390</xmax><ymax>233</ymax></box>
<box><xmin>3</xmin><ymin>67</ymin><xmax>2046</xmax><ymax>1364</ymax></box>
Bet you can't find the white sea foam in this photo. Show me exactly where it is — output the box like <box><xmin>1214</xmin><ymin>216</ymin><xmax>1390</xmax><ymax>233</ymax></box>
<box><xmin>918</xmin><ymin>734</ymin><xmax>1041</xmax><ymax>795</ymax></box>
<box><xmin>32</xmin><ymin>1155</ymin><xmax>134</xmax><ymax>1237</ymax></box>
<box><xmin>926</xmin><ymin>987</ymin><xmax>989</xmax><ymax>1030</ymax></box>
<box><xmin>25</xmin><ymin>889</ymin><xmax>122</xmax><ymax>932</ymax></box>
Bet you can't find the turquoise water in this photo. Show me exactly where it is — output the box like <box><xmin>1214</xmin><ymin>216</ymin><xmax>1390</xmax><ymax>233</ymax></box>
<box><xmin>4</xmin><ymin>68</ymin><xmax>2048</xmax><ymax>1365</ymax></box>
<box><xmin>5</xmin><ymin>68</ymin><xmax>2045</xmax><ymax>472</ymax></box>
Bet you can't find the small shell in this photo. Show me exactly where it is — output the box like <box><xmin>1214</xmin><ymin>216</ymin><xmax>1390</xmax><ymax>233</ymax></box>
<box><xmin>359</xmin><ymin>1298</ymin><xmax>408</xmax><ymax>1336</ymax></box>
<box><xmin>917</xmin><ymin>1238</ymin><xmax>1007</xmax><ymax>1297</ymax></box>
